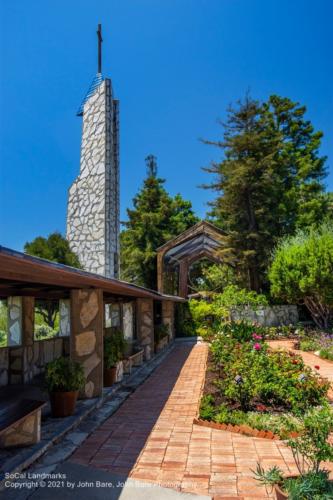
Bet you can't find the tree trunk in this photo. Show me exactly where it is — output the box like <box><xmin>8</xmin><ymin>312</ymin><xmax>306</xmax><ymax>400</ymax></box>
<box><xmin>245</xmin><ymin>189</ymin><xmax>260</xmax><ymax>291</ymax></box>
<box><xmin>303</xmin><ymin>297</ymin><xmax>331</xmax><ymax>330</ymax></box>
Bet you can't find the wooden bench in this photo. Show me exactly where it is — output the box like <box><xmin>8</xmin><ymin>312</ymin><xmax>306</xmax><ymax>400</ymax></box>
<box><xmin>0</xmin><ymin>399</ymin><xmax>46</xmax><ymax>448</ymax></box>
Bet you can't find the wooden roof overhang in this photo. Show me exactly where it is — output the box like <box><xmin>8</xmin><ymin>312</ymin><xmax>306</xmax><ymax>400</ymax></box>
<box><xmin>0</xmin><ymin>246</ymin><xmax>184</xmax><ymax>303</ymax></box>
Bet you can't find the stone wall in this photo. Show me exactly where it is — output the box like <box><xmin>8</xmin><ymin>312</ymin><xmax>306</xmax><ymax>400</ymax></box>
<box><xmin>70</xmin><ymin>289</ymin><xmax>103</xmax><ymax>398</ymax></box>
<box><xmin>162</xmin><ymin>301</ymin><xmax>175</xmax><ymax>339</ymax></box>
<box><xmin>136</xmin><ymin>299</ymin><xmax>154</xmax><ymax>361</ymax></box>
<box><xmin>230</xmin><ymin>305</ymin><xmax>299</xmax><ymax>327</ymax></box>
<box><xmin>67</xmin><ymin>78</ymin><xmax>120</xmax><ymax>278</ymax></box>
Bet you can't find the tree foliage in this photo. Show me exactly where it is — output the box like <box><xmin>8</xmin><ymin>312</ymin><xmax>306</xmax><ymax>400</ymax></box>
<box><xmin>269</xmin><ymin>224</ymin><xmax>333</xmax><ymax>329</ymax></box>
<box><xmin>24</xmin><ymin>232</ymin><xmax>81</xmax><ymax>328</ymax></box>
<box><xmin>202</xmin><ymin>94</ymin><xmax>328</xmax><ymax>291</ymax></box>
<box><xmin>120</xmin><ymin>155</ymin><xmax>198</xmax><ymax>289</ymax></box>
<box><xmin>24</xmin><ymin>231</ymin><xmax>81</xmax><ymax>268</ymax></box>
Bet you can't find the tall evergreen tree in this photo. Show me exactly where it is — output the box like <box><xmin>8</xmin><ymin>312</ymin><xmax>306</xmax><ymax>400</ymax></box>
<box><xmin>120</xmin><ymin>155</ymin><xmax>198</xmax><ymax>289</ymax></box>
<box><xmin>202</xmin><ymin>95</ymin><xmax>328</xmax><ymax>290</ymax></box>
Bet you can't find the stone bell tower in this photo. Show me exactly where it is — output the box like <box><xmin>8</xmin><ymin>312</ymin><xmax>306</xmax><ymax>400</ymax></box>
<box><xmin>67</xmin><ymin>24</ymin><xmax>120</xmax><ymax>278</ymax></box>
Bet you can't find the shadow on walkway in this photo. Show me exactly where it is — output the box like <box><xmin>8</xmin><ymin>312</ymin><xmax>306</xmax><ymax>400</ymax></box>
<box><xmin>1</xmin><ymin>344</ymin><xmax>200</xmax><ymax>500</ymax></box>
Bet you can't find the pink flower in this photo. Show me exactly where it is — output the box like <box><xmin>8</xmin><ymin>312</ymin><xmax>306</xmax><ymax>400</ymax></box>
<box><xmin>252</xmin><ymin>333</ymin><xmax>262</xmax><ymax>340</ymax></box>
<box><xmin>253</xmin><ymin>343</ymin><xmax>262</xmax><ymax>351</ymax></box>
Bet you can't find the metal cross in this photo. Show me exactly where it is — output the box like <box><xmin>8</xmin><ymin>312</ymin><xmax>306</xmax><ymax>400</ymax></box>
<box><xmin>97</xmin><ymin>24</ymin><xmax>103</xmax><ymax>74</ymax></box>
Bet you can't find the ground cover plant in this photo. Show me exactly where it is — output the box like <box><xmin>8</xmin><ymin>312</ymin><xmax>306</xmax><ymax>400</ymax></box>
<box><xmin>200</xmin><ymin>321</ymin><xmax>330</xmax><ymax>437</ymax></box>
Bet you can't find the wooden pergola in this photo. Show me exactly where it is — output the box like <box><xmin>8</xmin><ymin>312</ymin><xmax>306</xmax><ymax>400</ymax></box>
<box><xmin>157</xmin><ymin>221</ymin><xmax>229</xmax><ymax>298</ymax></box>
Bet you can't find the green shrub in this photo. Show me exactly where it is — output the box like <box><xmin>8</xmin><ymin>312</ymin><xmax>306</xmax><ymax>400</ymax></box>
<box><xmin>269</xmin><ymin>224</ymin><xmax>333</xmax><ymax>329</ymax></box>
<box><xmin>284</xmin><ymin>405</ymin><xmax>333</xmax><ymax>474</ymax></box>
<box><xmin>319</xmin><ymin>348</ymin><xmax>333</xmax><ymax>361</ymax></box>
<box><xmin>175</xmin><ymin>302</ymin><xmax>197</xmax><ymax>337</ymax></box>
<box><xmin>299</xmin><ymin>339</ymin><xmax>320</xmax><ymax>352</ymax></box>
<box><xmin>45</xmin><ymin>357</ymin><xmax>85</xmax><ymax>392</ymax></box>
<box><xmin>35</xmin><ymin>324</ymin><xmax>57</xmax><ymax>340</ymax></box>
<box><xmin>104</xmin><ymin>331</ymin><xmax>126</xmax><ymax>369</ymax></box>
<box><xmin>212</xmin><ymin>285</ymin><xmax>269</xmax><ymax>312</ymax></box>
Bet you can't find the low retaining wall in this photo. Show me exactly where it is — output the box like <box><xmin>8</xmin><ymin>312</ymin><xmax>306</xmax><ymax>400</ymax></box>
<box><xmin>230</xmin><ymin>305</ymin><xmax>298</xmax><ymax>327</ymax></box>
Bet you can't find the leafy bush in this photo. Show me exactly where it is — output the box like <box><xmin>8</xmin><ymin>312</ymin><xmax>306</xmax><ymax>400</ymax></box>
<box><xmin>283</xmin><ymin>405</ymin><xmax>333</xmax><ymax>474</ymax></box>
<box><xmin>104</xmin><ymin>331</ymin><xmax>126</xmax><ymax>369</ymax></box>
<box><xmin>319</xmin><ymin>348</ymin><xmax>333</xmax><ymax>361</ymax></box>
<box><xmin>269</xmin><ymin>224</ymin><xmax>333</xmax><ymax>329</ymax></box>
<box><xmin>213</xmin><ymin>285</ymin><xmax>268</xmax><ymax>311</ymax></box>
<box><xmin>35</xmin><ymin>324</ymin><xmax>57</xmax><ymax>340</ymax></box>
<box><xmin>45</xmin><ymin>357</ymin><xmax>85</xmax><ymax>392</ymax></box>
<box><xmin>299</xmin><ymin>339</ymin><xmax>320</xmax><ymax>352</ymax></box>
<box><xmin>174</xmin><ymin>302</ymin><xmax>197</xmax><ymax>337</ymax></box>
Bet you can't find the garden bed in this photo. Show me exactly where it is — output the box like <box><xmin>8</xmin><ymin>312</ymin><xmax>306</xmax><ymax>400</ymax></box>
<box><xmin>199</xmin><ymin>321</ymin><xmax>331</xmax><ymax>439</ymax></box>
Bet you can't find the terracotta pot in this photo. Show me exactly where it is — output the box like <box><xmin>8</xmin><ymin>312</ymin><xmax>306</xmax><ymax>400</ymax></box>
<box><xmin>274</xmin><ymin>475</ymin><xmax>299</xmax><ymax>500</ymax></box>
<box><xmin>104</xmin><ymin>366</ymin><xmax>117</xmax><ymax>387</ymax></box>
<box><xmin>50</xmin><ymin>390</ymin><xmax>79</xmax><ymax>418</ymax></box>
<box><xmin>274</xmin><ymin>484</ymin><xmax>288</xmax><ymax>500</ymax></box>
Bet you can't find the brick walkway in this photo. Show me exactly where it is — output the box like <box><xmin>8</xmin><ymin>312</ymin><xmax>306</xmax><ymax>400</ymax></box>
<box><xmin>71</xmin><ymin>343</ymin><xmax>315</xmax><ymax>499</ymax></box>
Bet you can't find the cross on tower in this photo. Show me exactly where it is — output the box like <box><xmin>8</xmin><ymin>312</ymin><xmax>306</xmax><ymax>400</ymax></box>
<box><xmin>97</xmin><ymin>24</ymin><xmax>103</xmax><ymax>74</ymax></box>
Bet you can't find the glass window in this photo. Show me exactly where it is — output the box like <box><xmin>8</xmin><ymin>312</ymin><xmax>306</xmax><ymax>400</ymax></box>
<box><xmin>34</xmin><ymin>299</ymin><xmax>60</xmax><ymax>341</ymax></box>
<box><xmin>105</xmin><ymin>303</ymin><xmax>121</xmax><ymax>329</ymax></box>
<box><xmin>0</xmin><ymin>299</ymin><xmax>8</xmax><ymax>348</ymax></box>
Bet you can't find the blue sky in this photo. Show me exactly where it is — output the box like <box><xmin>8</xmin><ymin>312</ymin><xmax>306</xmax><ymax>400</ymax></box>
<box><xmin>0</xmin><ymin>0</ymin><xmax>332</xmax><ymax>251</ymax></box>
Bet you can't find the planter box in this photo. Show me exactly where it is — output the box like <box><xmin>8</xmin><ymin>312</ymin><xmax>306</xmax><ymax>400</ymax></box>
<box><xmin>123</xmin><ymin>350</ymin><xmax>144</xmax><ymax>374</ymax></box>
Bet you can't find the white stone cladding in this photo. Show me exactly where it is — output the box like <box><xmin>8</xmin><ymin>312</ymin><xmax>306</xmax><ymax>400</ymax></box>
<box><xmin>67</xmin><ymin>79</ymin><xmax>120</xmax><ymax>277</ymax></box>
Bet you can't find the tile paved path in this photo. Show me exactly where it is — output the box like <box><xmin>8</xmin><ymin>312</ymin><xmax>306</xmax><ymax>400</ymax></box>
<box><xmin>71</xmin><ymin>342</ymin><xmax>327</xmax><ymax>499</ymax></box>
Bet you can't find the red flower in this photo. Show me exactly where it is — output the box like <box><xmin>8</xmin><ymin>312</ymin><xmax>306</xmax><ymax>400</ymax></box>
<box><xmin>256</xmin><ymin>404</ymin><xmax>267</xmax><ymax>412</ymax></box>
<box><xmin>314</xmin><ymin>365</ymin><xmax>320</xmax><ymax>370</ymax></box>
<box><xmin>292</xmin><ymin>359</ymin><xmax>299</xmax><ymax>365</ymax></box>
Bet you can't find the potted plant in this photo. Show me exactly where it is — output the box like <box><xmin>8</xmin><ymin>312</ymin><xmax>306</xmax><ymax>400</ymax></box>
<box><xmin>45</xmin><ymin>357</ymin><xmax>85</xmax><ymax>418</ymax></box>
<box><xmin>253</xmin><ymin>405</ymin><xmax>333</xmax><ymax>499</ymax></box>
<box><xmin>104</xmin><ymin>330</ymin><xmax>126</xmax><ymax>386</ymax></box>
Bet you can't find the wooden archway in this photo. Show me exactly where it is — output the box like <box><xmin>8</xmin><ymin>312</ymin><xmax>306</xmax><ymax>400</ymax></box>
<box><xmin>157</xmin><ymin>221</ymin><xmax>230</xmax><ymax>298</ymax></box>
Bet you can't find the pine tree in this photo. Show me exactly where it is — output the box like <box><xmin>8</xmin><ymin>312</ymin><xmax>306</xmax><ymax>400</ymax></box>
<box><xmin>120</xmin><ymin>155</ymin><xmax>198</xmax><ymax>289</ymax></box>
<box><xmin>202</xmin><ymin>95</ymin><xmax>328</xmax><ymax>291</ymax></box>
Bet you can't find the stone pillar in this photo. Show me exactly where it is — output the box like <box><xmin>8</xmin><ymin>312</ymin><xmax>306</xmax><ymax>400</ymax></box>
<box><xmin>123</xmin><ymin>302</ymin><xmax>134</xmax><ymax>341</ymax></box>
<box><xmin>136</xmin><ymin>299</ymin><xmax>154</xmax><ymax>361</ymax></box>
<box><xmin>8</xmin><ymin>297</ymin><xmax>35</xmax><ymax>384</ymax></box>
<box><xmin>70</xmin><ymin>289</ymin><xmax>103</xmax><ymax>398</ymax></box>
<box><xmin>162</xmin><ymin>301</ymin><xmax>175</xmax><ymax>339</ymax></box>
<box><xmin>59</xmin><ymin>299</ymin><xmax>71</xmax><ymax>337</ymax></box>
<box><xmin>8</xmin><ymin>296</ymin><xmax>23</xmax><ymax>346</ymax></box>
